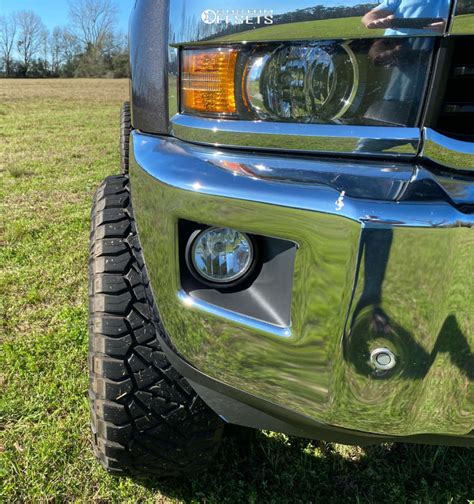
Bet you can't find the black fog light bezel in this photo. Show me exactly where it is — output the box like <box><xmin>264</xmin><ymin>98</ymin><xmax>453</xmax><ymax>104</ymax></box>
<box><xmin>179</xmin><ymin>219</ymin><xmax>297</xmax><ymax>328</ymax></box>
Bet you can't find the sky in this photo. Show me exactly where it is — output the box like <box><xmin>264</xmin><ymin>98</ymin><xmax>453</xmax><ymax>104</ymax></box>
<box><xmin>0</xmin><ymin>1</ymin><xmax>378</xmax><ymax>32</ymax></box>
<box><xmin>0</xmin><ymin>0</ymin><xmax>133</xmax><ymax>33</ymax></box>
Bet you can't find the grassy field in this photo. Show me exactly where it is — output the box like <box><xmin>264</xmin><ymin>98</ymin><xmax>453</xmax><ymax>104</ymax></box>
<box><xmin>452</xmin><ymin>14</ymin><xmax>474</xmax><ymax>34</ymax></box>
<box><xmin>1</xmin><ymin>79</ymin><xmax>473</xmax><ymax>502</ymax></box>
<box><xmin>212</xmin><ymin>14</ymin><xmax>474</xmax><ymax>43</ymax></box>
<box><xmin>215</xmin><ymin>16</ymin><xmax>383</xmax><ymax>42</ymax></box>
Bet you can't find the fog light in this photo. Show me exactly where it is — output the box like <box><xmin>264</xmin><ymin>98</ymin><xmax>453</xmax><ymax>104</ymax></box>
<box><xmin>190</xmin><ymin>227</ymin><xmax>254</xmax><ymax>284</ymax></box>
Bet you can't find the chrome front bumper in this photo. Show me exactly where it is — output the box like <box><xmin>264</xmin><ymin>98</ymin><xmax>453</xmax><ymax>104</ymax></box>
<box><xmin>130</xmin><ymin>131</ymin><xmax>473</xmax><ymax>441</ymax></box>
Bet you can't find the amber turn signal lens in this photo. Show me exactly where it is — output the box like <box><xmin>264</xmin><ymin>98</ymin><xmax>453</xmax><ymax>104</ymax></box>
<box><xmin>181</xmin><ymin>48</ymin><xmax>238</xmax><ymax>115</ymax></box>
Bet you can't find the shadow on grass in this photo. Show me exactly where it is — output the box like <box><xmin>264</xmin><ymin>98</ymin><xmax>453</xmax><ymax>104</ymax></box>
<box><xmin>132</xmin><ymin>426</ymin><xmax>473</xmax><ymax>502</ymax></box>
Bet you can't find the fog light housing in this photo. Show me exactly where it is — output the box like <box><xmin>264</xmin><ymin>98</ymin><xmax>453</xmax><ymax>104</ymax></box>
<box><xmin>189</xmin><ymin>227</ymin><xmax>254</xmax><ymax>284</ymax></box>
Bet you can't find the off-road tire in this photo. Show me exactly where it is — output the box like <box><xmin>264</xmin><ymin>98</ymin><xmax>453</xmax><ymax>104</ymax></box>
<box><xmin>119</xmin><ymin>102</ymin><xmax>131</xmax><ymax>174</ymax></box>
<box><xmin>89</xmin><ymin>175</ymin><xmax>224</xmax><ymax>477</ymax></box>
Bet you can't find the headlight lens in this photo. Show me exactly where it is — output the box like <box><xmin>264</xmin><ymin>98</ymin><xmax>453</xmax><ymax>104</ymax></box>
<box><xmin>190</xmin><ymin>227</ymin><xmax>254</xmax><ymax>284</ymax></box>
<box><xmin>180</xmin><ymin>38</ymin><xmax>434</xmax><ymax>126</ymax></box>
<box><xmin>248</xmin><ymin>43</ymin><xmax>359</xmax><ymax>121</ymax></box>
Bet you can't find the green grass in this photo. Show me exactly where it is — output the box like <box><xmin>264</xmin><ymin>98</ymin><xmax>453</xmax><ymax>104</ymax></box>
<box><xmin>213</xmin><ymin>16</ymin><xmax>384</xmax><ymax>42</ymax></box>
<box><xmin>452</xmin><ymin>14</ymin><xmax>474</xmax><ymax>33</ymax></box>
<box><xmin>1</xmin><ymin>79</ymin><xmax>473</xmax><ymax>502</ymax></box>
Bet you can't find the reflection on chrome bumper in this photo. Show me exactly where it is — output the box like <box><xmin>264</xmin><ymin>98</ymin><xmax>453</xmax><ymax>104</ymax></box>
<box><xmin>130</xmin><ymin>131</ymin><xmax>473</xmax><ymax>439</ymax></box>
<box><xmin>423</xmin><ymin>128</ymin><xmax>474</xmax><ymax>171</ymax></box>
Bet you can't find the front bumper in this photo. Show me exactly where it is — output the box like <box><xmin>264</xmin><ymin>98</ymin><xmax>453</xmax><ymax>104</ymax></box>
<box><xmin>130</xmin><ymin>131</ymin><xmax>473</xmax><ymax>445</ymax></box>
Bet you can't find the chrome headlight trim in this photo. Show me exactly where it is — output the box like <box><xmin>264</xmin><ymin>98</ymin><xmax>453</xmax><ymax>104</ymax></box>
<box><xmin>245</xmin><ymin>54</ymin><xmax>270</xmax><ymax>115</ymax></box>
<box><xmin>171</xmin><ymin>114</ymin><xmax>419</xmax><ymax>157</ymax></box>
<box><xmin>332</xmin><ymin>43</ymin><xmax>360</xmax><ymax>120</ymax></box>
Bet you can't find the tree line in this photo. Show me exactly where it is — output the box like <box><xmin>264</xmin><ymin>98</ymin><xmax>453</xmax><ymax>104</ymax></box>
<box><xmin>0</xmin><ymin>0</ymin><xmax>128</xmax><ymax>78</ymax></box>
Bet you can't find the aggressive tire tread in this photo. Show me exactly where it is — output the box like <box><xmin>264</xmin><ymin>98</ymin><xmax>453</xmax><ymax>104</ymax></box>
<box><xmin>119</xmin><ymin>102</ymin><xmax>131</xmax><ymax>174</ymax></box>
<box><xmin>89</xmin><ymin>175</ymin><xmax>224</xmax><ymax>477</ymax></box>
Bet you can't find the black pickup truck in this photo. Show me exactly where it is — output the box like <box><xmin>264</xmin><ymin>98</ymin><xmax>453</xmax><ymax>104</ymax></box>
<box><xmin>88</xmin><ymin>0</ymin><xmax>474</xmax><ymax>477</ymax></box>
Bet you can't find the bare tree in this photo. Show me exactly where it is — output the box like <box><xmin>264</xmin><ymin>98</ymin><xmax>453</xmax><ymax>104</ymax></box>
<box><xmin>61</xmin><ymin>28</ymin><xmax>80</xmax><ymax>64</ymax></box>
<box><xmin>68</xmin><ymin>0</ymin><xmax>118</xmax><ymax>49</ymax></box>
<box><xmin>50</xmin><ymin>26</ymin><xmax>80</xmax><ymax>74</ymax></box>
<box><xmin>16</xmin><ymin>11</ymin><xmax>45</xmax><ymax>75</ymax></box>
<box><xmin>0</xmin><ymin>13</ymin><xmax>18</xmax><ymax>76</ymax></box>
<box><xmin>40</xmin><ymin>28</ymin><xmax>49</xmax><ymax>63</ymax></box>
<box><xmin>50</xmin><ymin>27</ymin><xmax>64</xmax><ymax>74</ymax></box>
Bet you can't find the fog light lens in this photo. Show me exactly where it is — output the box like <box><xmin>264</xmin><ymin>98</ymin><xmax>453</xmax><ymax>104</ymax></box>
<box><xmin>191</xmin><ymin>227</ymin><xmax>254</xmax><ymax>283</ymax></box>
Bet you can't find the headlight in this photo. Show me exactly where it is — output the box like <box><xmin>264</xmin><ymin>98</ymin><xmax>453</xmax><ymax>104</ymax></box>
<box><xmin>247</xmin><ymin>43</ymin><xmax>359</xmax><ymax>121</ymax></box>
<box><xmin>180</xmin><ymin>38</ymin><xmax>434</xmax><ymax>126</ymax></box>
